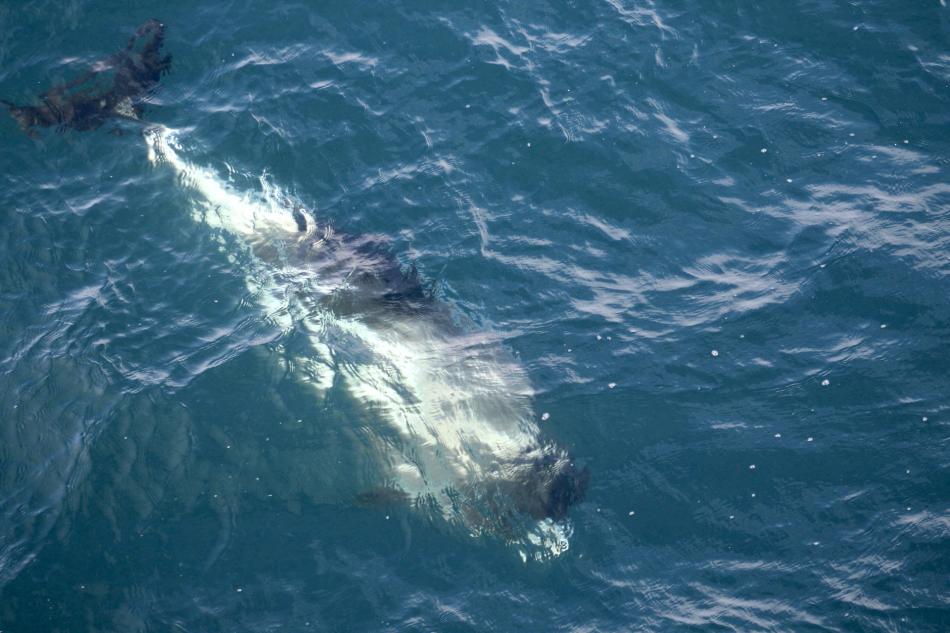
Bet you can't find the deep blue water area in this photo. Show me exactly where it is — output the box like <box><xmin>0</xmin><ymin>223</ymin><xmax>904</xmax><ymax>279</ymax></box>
<box><xmin>1</xmin><ymin>1</ymin><xmax>949</xmax><ymax>631</ymax></box>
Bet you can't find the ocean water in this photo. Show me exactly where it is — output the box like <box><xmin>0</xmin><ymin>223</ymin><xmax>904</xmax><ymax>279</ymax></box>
<box><xmin>1</xmin><ymin>1</ymin><xmax>948</xmax><ymax>631</ymax></box>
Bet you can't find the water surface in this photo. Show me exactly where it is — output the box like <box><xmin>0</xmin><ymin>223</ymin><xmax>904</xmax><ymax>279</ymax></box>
<box><xmin>1</xmin><ymin>1</ymin><xmax>948</xmax><ymax>630</ymax></box>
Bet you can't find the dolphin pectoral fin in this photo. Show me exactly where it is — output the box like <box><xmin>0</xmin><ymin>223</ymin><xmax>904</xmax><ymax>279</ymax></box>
<box><xmin>354</xmin><ymin>486</ymin><xmax>411</xmax><ymax>509</ymax></box>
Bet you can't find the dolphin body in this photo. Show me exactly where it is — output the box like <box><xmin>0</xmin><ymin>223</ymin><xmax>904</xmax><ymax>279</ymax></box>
<box><xmin>145</xmin><ymin>127</ymin><xmax>588</xmax><ymax>558</ymax></box>
<box><xmin>3</xmin><ymin>19</ymin><xmax>171</xmax><ymax>137</ymax></box>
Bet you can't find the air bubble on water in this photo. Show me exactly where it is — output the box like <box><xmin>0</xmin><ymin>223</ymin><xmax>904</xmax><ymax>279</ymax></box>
<box><xmin>821</xmin><ymin>379</ymin><xmax>830</xmax><ymax>386</ymax></box>
<box><xmin>820</xmin><ymin>263</ymin><xmax>826</xmax><ymax>268</ymax></box>
<box><xmin>596</xmin><ymin>335</ymin><xmax>602</xmax><ymax>340</ymax></box>
<box><xmin>711</xmin><ymin>350</ymin><xmax>719</xmax><ymax>357</ymax></box>
<box><xmin>541</xmin><ymin>412</ymin><xmax>550</xmax><ymax>421</ymax></box>
<box><xmin>774</xmin><ymin>433</ymin><xmax>781</xmax><ymax>438</ymax></box>
<box><xmin>760</xmin><ymin>148</ymin><xmax>768</xmax><ymax>153</ymax></box>
<box><xmin>807</xmin><ymin>437</ymin><xmax>814</xmax><ymax>442</ymax></box>
<box><xmin>628</xmin><ymin>511</ymin><xmax>635</xmax><ymax>516</ymax></box>
<box><xmin>608</xmin><ymin>382</ymin><xmax>616</xmax><ymax>389</ymax></box>
<box><xmin>751</xmin><ymin>492</ymin><xmax>756</xmax><ymax>498</ymax></box>
<box><xmin>749</xmin><ymin>464</ymin><xmax>756</xmax><ymax>470</ymax></box>
<box><xmin>729</xmin><ymin>515</ymin><xmax>735</xmax><ymax>520</ymax></box>
<box><xmin>880</xmin><ymin>324</ymin><xmax>887</xmax><ymax>329</ymax></box>
<box><xmin>821</xmin><ymin>97</ymin><xmax>828</xmax><ymax>101</ymax></box>
<box><xmin>786</xmin><ymin>178</ymin><xmax>793</xmax><ymax>183</ymax></box>
<box><xmin>849</xmin><ymin>132</ymin><xmax>855</xmax><ymax>137</ymax></box>
<box><xmin>813</xmin><ymin>541</ymin><xmax>820</xmax><ymax>546</ymax></box>
<box><xmin>526</xmin><ymin>142</ymin><xmax>531</xmax><ymax>147</ymax></box>
<box><xmin>903</xmin><ymin>139</ymin><xmax>909</xmax><ymax>144</ymax></box>
<box><xmin>922</xmin><ymin>416</ymin><xmax>928</xmax><ymax>422</ymax></box>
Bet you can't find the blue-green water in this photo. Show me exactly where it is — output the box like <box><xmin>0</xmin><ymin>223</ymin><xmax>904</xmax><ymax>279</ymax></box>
<box><xmin>2</xmin><ymin>1</ymin><xmax>949</xmax><ymax>630</ymax></box>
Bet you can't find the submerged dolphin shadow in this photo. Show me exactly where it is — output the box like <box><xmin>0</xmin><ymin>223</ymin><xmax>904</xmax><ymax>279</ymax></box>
<box><xmin>3</xmin><ymin>19</ymin><xmax>171</xmax><ymax>137</ymax></box>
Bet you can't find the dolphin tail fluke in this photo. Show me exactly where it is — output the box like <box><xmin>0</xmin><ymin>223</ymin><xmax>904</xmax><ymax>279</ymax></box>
<box><xmin>2</xmin><ymin>99</ymin><xmax>38</xmax><ymax>137</ymax></box>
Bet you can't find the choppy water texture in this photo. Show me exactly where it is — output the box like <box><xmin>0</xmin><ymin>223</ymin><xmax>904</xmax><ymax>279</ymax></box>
<box><xmin>2</xmin><ymin>1</ymin><xmax>949</xmax><ymax>631</ymax></box>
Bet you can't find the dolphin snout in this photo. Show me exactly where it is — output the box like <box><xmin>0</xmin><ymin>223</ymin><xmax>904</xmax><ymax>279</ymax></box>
<box><xmin>508</xmin><ymin>452</ymin><xmax>589</xmax><ymax>522</ymax></box>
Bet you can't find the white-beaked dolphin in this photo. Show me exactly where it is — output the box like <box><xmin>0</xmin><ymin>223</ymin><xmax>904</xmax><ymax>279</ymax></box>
<box><xmin>144</xmin><ymin>126</ymin><xmax>588</xmax><ymax>559</ymax></box>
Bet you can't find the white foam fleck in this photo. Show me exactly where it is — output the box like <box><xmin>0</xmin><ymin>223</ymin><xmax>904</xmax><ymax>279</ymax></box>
<box><xmin>654</xmin><ymin>111</ymin><xmax>690</xmax><ymax>143</ymax></box>
<box><xmin>324</xmin><ymin>50</ymin><xmax>379</xmax><ymax>69</ymax></box>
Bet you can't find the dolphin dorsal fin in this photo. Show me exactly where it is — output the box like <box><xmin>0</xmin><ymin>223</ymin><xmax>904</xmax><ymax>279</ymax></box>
<box><xmin>292</xmin><ymin>207</ymin><xmax>307</xmax><ymax>232</ymax></box>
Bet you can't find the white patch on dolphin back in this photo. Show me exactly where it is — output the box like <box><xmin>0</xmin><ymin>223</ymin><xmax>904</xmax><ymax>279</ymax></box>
<box><xmin>113</xmin><ymin>96</ymin><xmax>138</xmax><ymax>119</ymax></box>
